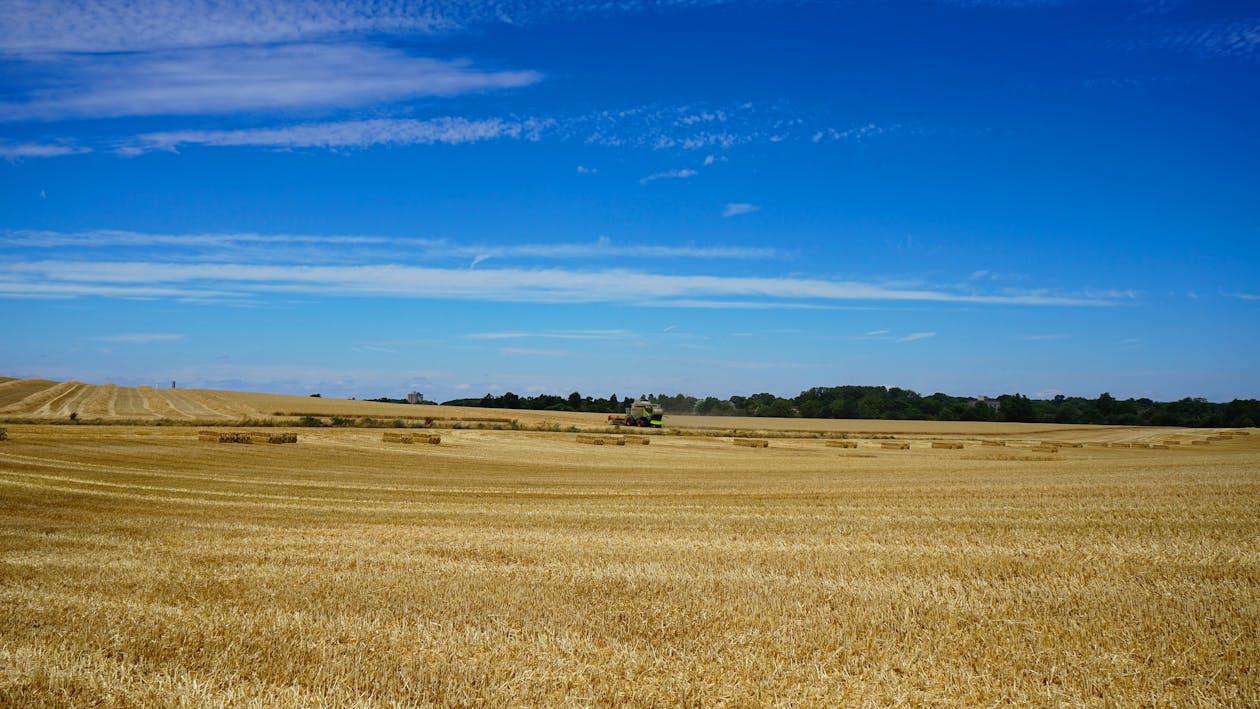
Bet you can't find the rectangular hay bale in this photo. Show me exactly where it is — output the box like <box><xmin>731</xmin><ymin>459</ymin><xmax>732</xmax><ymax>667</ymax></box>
<box><xmin>733</xmin><ymin>438</ymin><xmax>769</xmax><ymax>448</ymax></box>
<box><xmin>931</xmin><ymin>441</ymin><xmax>964</xmax><ymax>450</ymax></box>
<box><xmin>980</xmin><ymin>440</ymin><xmax>1006</xmax><ymax>447</ymax></box>
<box><xmin>1031</xmin><ymin>445</ymin><xmax>1058</xmax><ymax>453</ymax></box>
<box><xmin>826</xmin><ymin>440</ymin><xmax>857</xmax><ymax>448</ymax></box>
<box><xmin>881</xmin><ymin>441</ymin><xmax>909</xmax><ymax>450</ymax></box>
<box><xmin>382</xmin><ymin>432</ymin><xmax>414</xmax><ymax>443</ymax></box>
<box><xmin>426</xmin><ymin>435</ymin><xmax>441</xmax><ymax>445</ymax></box>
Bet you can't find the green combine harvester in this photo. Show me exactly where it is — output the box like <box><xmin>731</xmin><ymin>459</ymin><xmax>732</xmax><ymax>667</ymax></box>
<box><xmin>608</xmin><ymin>398</ymin><xmax>664</xmax><ymax>428</ymax></box>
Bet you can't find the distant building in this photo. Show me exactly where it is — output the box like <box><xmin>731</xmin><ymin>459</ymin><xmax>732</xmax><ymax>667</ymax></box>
<box><xmin>407</xmin><ymin>391</ymin><xmax>422</xmax><ymax>404</ymax></box>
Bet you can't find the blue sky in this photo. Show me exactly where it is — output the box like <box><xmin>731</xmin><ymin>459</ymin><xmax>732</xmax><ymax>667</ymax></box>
<box><xmin>2</xmin><ymin>0</ymin><xmax>1257</xmax><ymax>403</ymax></box>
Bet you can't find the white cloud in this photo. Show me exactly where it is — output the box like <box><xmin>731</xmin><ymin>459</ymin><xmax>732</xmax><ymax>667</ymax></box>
<box><xmin>576</xmin><ymin>165</ymin><xmax>596</xmax><ymax>173</ymax></box>
<box><xmin>468</xmin><ymin>330</ymin><xmax>634</xmax><ymax>341</ymax></box>
<box><xmin>722</xmin><ymin>202</ymin><xmax>759</xmax><ymax>218</ymax></box>
<box><xmin>0</xmin><ymin>259</ymin><xmax>1126</xmax><ymax>308</ymax></box>
<box><xmin>1</xmin><ymin>229</ymin><xmax>777</xmax><ymax>268</ymax></box>
<box><xmin>123</xmin><ymin>117</ymin><xmax>548</xmax><ymax>154</ymax></box>
<box><xmin>812</xmin><ymin>123</ymin><xmax>891</xmax><ymax>143</ymax></box>
<box><xmin>0</xmin><ymin>141</ymin><xmax>89</xmax><ymax>159</ymax></box>
<box><xmin>640</xmin><ymin>168</ymin><xmax>698</xmax><ymax>184</ymax></box>
<box><xmin>457</xmin><ymin>237</ymin><xmax>775</xmax><ymax>265</ymax></box>
<box><xmin>498</xmin><ymin>347</ymin><xmax>574</xmax><ymax>358</ymax></box>
<box><xmin>1224</xmin><ymin>291</ymin><xmax>1259</xmax><ymax>301</ymax></box>
<box><xmin>1161</xmin><ymin>19</ymin><xmax>1260</xmax><ymax>60</ymax></box>
<box><xmin>94</xmin><ymin>333</ymin><xmax>186</xmax><ymax>343</ymax></box>
<box><xmin>1</xmin><ymin>228</ymin><xmax>403</xmax><ymax>248</ymax></box>
<box><xmin>0</xmin><ymin>1</ymin><xmax>739</xmax><ymax>55</ymax></box>
<box><xmin>0</xmin><ymin>44</ymin><xmax>541</xmax><ymax>121</ymax></box>
<box><xmin>1013</xmin><ymin>333</ymin><xmax>1069</xmax><ymax>341</ymax></box>
<box><xmin>0</xmin><ymin>0</ymin><xmax>448</xmax><ymax>54</ymax></box>
<box><xmin>864</xmin><ymin>329</ymin><xmax>891</xmax><ymax>336</ymax></box>
<box><xmin>896</xmin><ymin>332</ymin><xmax>937</xmax><ymax>343</ymax></box>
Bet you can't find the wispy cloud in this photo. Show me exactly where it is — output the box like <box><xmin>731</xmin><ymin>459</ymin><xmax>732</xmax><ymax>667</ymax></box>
<box><xmin>1013</xmin><ymin>333</ymin><xmax>1069</xmax><ymax>341</ymax></box>
<box><xmin>468</xmin><ymin>330</ymin><xmax>634</xmax><ymax>341</ymax></box>
<box><xmin>1159</xmin><ymin>19</ymin><xmax>1260</xmax><ymax>61</ymax></box>
<box><xmin>640</xmin><ymin>168</ymin><xmax>698</xmax><ymax>184</ymax></box>
<box><xmin>1</xmin><ymin>229</ymin><xmax>777</xmax><ymax>267</ymax></box>
<box><xmin>0</xmin><ymin>141</ymin><xmax>90</xmax><ymax>159</ymax></box>
<box><xmin>896</xmin><ymin>332</ymin><xmax>937</xmax><ymax>343</ymax></box>
<box><xmin>122</xmin><ymin>117</ymin><xmax>549</xmax><ymax>154</ymax></box>
<box><xmin>722</xmin><ymin>202</ymin><xmax>759</xmax><ymax>218</ymax></box>
<box><xmin>498</xmin><ymin>347</ymin><xmax>575</xmax><ymax>358</ymax></box>
<box><xmin>0</xmin><ymin>228</ymin><xmax>402</xmax><ymax>248</ymax></box>
<box><xmin>460</xmin><ymin>236</ymin><xmax>774</xmax><ymax>266</ymax></box>
<box><xmin>0</xmin><ymin>259</ymin><xmax>1127</xmax><ymax>308</ymax></box>
<box><xmin>0</xmin><ymin>1</ymin><xmax>448</xmax><ymax>54</ymax></box>
<box><xmin>1</xmin><ymin>44</ymin><xmax>541</xmax><ymax>121</ymax></box>
<box><xmin>94</xmin><ymin>333</ymin><xmax>186</xmax><ymax>343</ymax></box>
<box><xmin>4</xmin><ymin>98</ymin><xmax>899</xmax><ymax>156</ymax></box>
<box><xmin>0</xmin><ymin>1</ymin><xmax>740</xmax><ymax>55</ymax></box>
<box><xmin>811</xmin><ymin>123</ymin><xmax>891</xmax><ymax>143</ymax></box>
<box><xmin>1223</xmin><ymin>290</ymin><xmax>1260</xmax><ymax>301</ymax></box>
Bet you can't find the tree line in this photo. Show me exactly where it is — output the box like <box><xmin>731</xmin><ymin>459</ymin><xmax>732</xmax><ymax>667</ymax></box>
<box><xmin>441</xmin><ymin>386</ymin><xmax>1260</xmax><ymax>428</ymax></box>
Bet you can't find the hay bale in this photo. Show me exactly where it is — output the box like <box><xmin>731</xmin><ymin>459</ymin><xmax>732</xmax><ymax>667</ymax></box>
<box><xmin>382</xmin><ymin>432</ymin><xmax>414</xmax><ymax>443</ymax></box>
<box><xmin>826</xmin><ymin>440</ymin><xmax>857</xmax><ymax>448</ymax></box>
<box><xmin>881</xmin><ymin>441</ymin><xmax>909</xmax><ymax>450</ymax></box>
<box><xmin>198</xmin><ymin>431</ymin><xmax>219</xmax><ymax>442</ymax></box>
<box><xmin>1059</xmin><ymin>442</ymin><xmax>1083</xmax><ymax>448</ymax></box>
<box><xmin>1191</xmin><ymin>440</ymin><xmax>1209</xmax><ymax>446</ymax></box>
<box><xmin>1031</xmin><ymin>445</ymin><xmax>1058</xmax><ymax>453</ymax></box>
<box><xmin>0</xmin><ymin>427</ymin><xmax>7</xmax><ymax>441</ymax></box>
<box><xmin>931</xmin><ymin>441</ymin><xmax>964</xmax><ymax>450</ymax></box>
<box><xmin>1151</xmin><ymin>444</ymin><xmax>1169</xmax><ymax>449</ymax></box>
<box><xmin>426</xmin><ymin>435</ymin><xmax>441</xmax><ymax>445</ymax></box>
<box><xmin>216</xmin><ymin>433</ymin><xmax>252</xmax><ymax>444</ymax></box>
<box><xmin>268</xmin><ymin>433</ymin><xmax>297</xmax><ymax>444</ymax></box>
<box><xmin>733</xmin><ymin>438</ymin><xmax>769</xmax><ymax>448</ymax></box>
<box><xmin>1162</xmin><ymin>440</ymin><xmax>1180</xmax><ymax>445</ymax></box>
<box><xmin>1084</xmin><ymin>442</ymin><xmax>1107</xmax><ymax>448</ymax></box>
<box><xmin>627</xmin><ymin>436</ymin><xmax>651</xmax><ymax>445</ymax></box>
<box><xmin>577</xmin><ymin>434</ymin><xmax>606</xmax><ymax>446</ymax></box>
<box><xmin>980</xmin><ymin>440</ymin><xmax>1005</xmax><ymax>447</ymax></box>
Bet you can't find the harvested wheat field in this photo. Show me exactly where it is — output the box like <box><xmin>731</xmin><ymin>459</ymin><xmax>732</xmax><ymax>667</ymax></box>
<box><xmin>1</xmin><ymin>420</ymin><xmax>1258</xmax><ymax>706</ymax></box>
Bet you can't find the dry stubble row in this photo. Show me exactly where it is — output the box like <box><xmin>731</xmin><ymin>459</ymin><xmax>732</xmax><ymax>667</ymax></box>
<box><xmin>0</xmin><ymin>425</ymin><xmax>1257</xmax><ymax>706</ymax></box>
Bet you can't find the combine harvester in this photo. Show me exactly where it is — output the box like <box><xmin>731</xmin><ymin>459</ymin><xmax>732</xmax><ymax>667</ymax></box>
<box><xmin>608</xmin><ymin>398</ymin><xmax>664</xmax><ymax>428</ymax></box>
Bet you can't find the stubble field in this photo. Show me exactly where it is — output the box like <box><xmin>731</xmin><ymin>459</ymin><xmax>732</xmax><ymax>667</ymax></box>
<box><xmin>1</xmin><ymin>387</ymin><xmax>1258</xmax><ymax>705</ymax></box>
